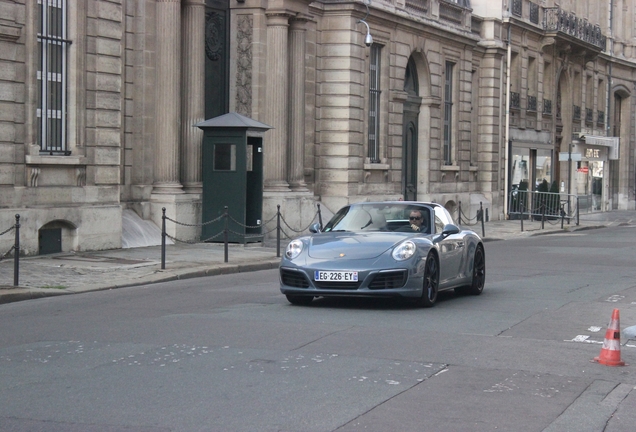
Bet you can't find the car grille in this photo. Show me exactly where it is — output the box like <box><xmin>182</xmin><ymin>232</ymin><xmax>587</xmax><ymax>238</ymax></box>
<box><xmin>314</xmin><ymin>281</ymin><xmax>361</xmax><ymax>290</ymax></box>
<box><xmin>280</xmin><ymin>269</ymin><xmax>309</xmax><ymax>288</ymax></box>
<box><xmin>368</xmin><ymin>270</ymin><xmax>408</xmax><ymax>289</ymax></box>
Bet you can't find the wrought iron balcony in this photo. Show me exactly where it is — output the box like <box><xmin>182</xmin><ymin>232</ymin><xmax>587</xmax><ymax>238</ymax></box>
<box><xmin>585</xmin><ymin>107</ymin><xmax>593</xmax><ymax>123</ymax></box>
<box><xmin>527</xmin><ymin>95</ymin><xmax>537</xmax><ymax>112</ymax></box>
<box><xmin>543</xmin><ymin>7</ymin><xmax>606</xmax><ymax>51</ymax></box>
<box><xmin>573</xmin><ymin>105</ymin><xmax>581</xmax><ymax>121</ymax></box>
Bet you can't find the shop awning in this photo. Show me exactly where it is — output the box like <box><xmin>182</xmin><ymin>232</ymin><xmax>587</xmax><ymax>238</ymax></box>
<box><xmin>579</xmin><ymin>135</ymin><xmax>619</xmax><ymax>160</ymax></box>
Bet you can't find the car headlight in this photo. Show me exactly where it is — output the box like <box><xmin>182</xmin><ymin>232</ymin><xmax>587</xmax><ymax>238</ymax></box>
<box><xmin>285</xmin><ymin>239</ymin><xmax>304</xmax><ymax>260</ymax></box>
<box><xmin>392</xmin><ymin>240</ymin><xmax>416</xmax><ymax>261</ymax></box>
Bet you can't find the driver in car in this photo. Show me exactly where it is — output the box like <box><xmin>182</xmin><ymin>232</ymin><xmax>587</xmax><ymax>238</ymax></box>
<box><xmin>396</xmin><ymin>209</ymin><xmax>426</xmax><ymax>232</ymax></box>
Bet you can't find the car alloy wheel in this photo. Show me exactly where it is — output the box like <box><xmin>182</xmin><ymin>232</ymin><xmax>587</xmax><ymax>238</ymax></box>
<box><xmin>468</xmin><ymin>245</ymin><xmax>485</xmax><ymax>295</ymax></box>
<box><xmin>419</xmin><ymin>253</ymin><xmax>439</xmax><ymax>308</ymax></box>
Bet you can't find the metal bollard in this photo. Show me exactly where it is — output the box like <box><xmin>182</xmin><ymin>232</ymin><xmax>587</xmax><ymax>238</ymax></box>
<box><xmin>14</xmin><ymin>214</ymin><xmax>20</xmax><ymax>286</ymax></box>
<box><xmin>276</xmin><ymin>205</ymin><xmax>281</xmax><ymax>258</ymax></box>
<box><xmin>317</xmin><ymin>203</ymin><xmax>323</xmax><ymax>231</ymax></box>
<box><xmin>480</xmin><ymin>202</ymin><xmax>485</xmax><ymax>238</ymax></box>
<box><xmin>576</xmin><ymin>196</ymin><xmax>580</xmax><ymax>226</ymax></box>
<box><xmin>560</xmin><ymin>204</ymin><xmax>565</xmax><ymax>229</ymax></box>
<box><xmin>541</xmin><ymin>204</ymin><xmax>546</xmax><ymax>230</ymax></box>
<box><xmin>161</xmin><ymin>208</ymin><xmax>166</xmax><ymax>270</ymax></box>
<box><xmin>458</xmin><ymin>201</ymin><xmax>462</xmax><ymax>225</ymax></box>
<box><xmin>520</xmin><ymin>202</ymin><xmax>524</xmax><ymax>232</ymax></box>
<box><xmin>224</xmin><ymin>206</ymin><xmax>229</xmax><ymax>263</ymax></box>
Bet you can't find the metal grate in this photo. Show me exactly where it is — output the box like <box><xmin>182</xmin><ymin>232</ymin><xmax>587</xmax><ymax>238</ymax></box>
<box><xmin>37</xmin><ymin>0</ymin><xmax>71</xmax><ymax>155</ymax></box>
<box><xmin>280</xmin><ymin>269</ymin><xmax>310</xmax><ymax>288</ymax></box>
<box><xmin>369</xmin><ymin>270</ymin><xmax>408</xmax><ymax>289</ymax></box>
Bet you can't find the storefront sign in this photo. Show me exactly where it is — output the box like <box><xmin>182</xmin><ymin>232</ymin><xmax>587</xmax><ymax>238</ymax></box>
<box><xmin>559</xmin><ymin>152</ymin><xmax>582</xmax><ymax>161</ymax></box>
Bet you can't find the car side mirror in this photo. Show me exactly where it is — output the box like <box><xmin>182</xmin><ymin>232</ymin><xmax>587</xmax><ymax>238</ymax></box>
<box><xmin>441</xmin><ymin>224</ymin><xmax>460</xmax><ymax>238</ymax></box>
<box><xmin>434</xmin><ymin>224</ymin><xmax>460</xmax><ymax>243</ymax></box>
<box><xmin>309</xmin><ymin>222</ymin><xmax>322</xmax><ymax>233</ymax></box>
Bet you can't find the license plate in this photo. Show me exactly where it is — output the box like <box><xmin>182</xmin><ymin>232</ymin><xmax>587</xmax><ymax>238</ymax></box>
<box><xmin>314</xmin><ymin>271</ymin><xmax>358</xmax><ymax>282</ymax></box>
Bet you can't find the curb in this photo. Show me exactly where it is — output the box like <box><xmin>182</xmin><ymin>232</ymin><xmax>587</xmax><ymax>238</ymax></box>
<box><xmin>0</xmin><ymin>259</ymin><xmax>281</xmax><ymax>306</ymax></box>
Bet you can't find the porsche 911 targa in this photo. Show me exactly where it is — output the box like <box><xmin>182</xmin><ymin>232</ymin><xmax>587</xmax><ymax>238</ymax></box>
<box><xmin>279</xmin><ymin>201</ymin><xmax>485</xmax><ymax>307</ymax></box>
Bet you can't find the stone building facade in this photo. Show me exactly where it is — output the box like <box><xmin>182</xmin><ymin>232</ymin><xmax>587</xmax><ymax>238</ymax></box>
<box><xmin>0</xmin><ymin>0</ymin><xmax>634</xmax><ymax>255</ymax></box>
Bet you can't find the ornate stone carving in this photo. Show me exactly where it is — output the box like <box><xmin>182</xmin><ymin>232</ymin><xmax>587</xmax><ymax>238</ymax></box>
<box><xmin>205</xmin><ymin>12</ymin><xmax>223</xmax><ymax>61</ymax></box>
<box><xmin>236</xmin><ymin>14</ymin><xmax>253</xmax><ymax>117</ymax></box>
<box><xmin>76</xmin><ymin>167</ymin><xmax>86</xmax><ymax>187</ymax></box>
<box><xmin>28</xmin><ymin>167</ymin><xmax>40</xmax><ymax>187</ymax></box>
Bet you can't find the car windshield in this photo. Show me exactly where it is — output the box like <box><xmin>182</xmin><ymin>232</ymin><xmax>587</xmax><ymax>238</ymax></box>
<box><xmin>323</xmin><ymin>203</ymin><xmax>432</xmax><ymax>234</ymax></box>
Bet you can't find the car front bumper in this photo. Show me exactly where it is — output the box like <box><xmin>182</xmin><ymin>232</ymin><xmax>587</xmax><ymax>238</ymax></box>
<box><xmin>279</xmin><ymin>265</ymin><xmax>425</xmax><ymax>299</ymax></box>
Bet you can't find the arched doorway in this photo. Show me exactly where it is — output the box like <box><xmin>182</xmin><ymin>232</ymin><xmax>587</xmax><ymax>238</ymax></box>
<box><xmin>403</xmin><ymin>57</ymin><xmax>421</xmax><ymax>201</ymax></box>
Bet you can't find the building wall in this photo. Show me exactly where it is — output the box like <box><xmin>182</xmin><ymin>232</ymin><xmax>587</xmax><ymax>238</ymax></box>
<box><xmin>1</xmin><ymin>0</ymin><xmax>635</xmax><ymax>256</ymax></box>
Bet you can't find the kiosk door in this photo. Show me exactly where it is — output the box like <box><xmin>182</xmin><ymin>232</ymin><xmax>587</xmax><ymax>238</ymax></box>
<box><xmin>202</xmin><ymin>132</ymin><xmax>263</xmax><ymax>242</ymax></box>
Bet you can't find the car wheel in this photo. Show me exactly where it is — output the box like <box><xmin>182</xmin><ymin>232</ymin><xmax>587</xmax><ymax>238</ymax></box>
<box><xmin>467</xmin><ymin>245</ymin><xmax>485</xmax><ymax>295</ymax></box>
<box><xmin>419</xmin><ymin>253</ymin><xmax>439</xmax><ymax>308</ymax></box>
<box><xmin>286</xmin><ymin>295</ymin><xmax>314</xmax><ymax>306</ymax></box>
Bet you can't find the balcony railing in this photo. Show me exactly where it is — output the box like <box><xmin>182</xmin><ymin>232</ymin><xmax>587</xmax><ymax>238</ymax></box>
<box><xmin>543</xmin><ymin>7</ymin><xmax>606</xmax><ymax>50</ymax></box>
<box><xmin>585</xmin><ymin>107</ymin><xmax>593</xmax><ymax>123</ymax></box>
<box><xmin>439</xmin><ymin>0</ymin><xmax>465</xmax><ymax>25</ymax></box>
<box><xmin>512</xmin><ymin>0</ymin><xmax>522</xmax><ymax>17</ymax></box>
<box><xmin>573</xmin><ymin>105</ymin><xmax>581</xmax><ymax>121</ymax></box>
<box><xmin>527</xmin><ymin>95</ymin><xmax>537</xmax><ymax>112</ymax></box>
<box><xmin>405</xmin><ymin>0</ymin><xmax>429</xmax><ymax>16</ymax></box>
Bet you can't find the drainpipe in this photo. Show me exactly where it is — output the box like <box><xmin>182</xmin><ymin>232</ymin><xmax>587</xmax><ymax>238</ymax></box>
<box><xmin>606</xmin><ymin>0</ymin><xmax>613</xmax><ymax>137</ymax></box>
<box><xmin>503</xmin><ymin>14</ymin><xmax>512</xmax><ymax>219</ymax></box>
<box><xmin>605</xmin><ymin>0</ymin><xmax>613</xmax><ymax>210</ymax></box>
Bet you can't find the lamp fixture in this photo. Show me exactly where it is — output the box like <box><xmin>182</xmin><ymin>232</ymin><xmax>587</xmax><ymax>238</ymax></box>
<box><xmin>358</xmin><ymin>0</ymin><xmax>373</xmax><ymax>47</ymax></box>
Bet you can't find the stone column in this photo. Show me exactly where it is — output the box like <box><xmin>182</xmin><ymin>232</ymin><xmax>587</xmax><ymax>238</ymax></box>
<box><xmin>264</xmin><ymin>12</ymin><xmax>291</xmax><ymax>191</ymax></box>
<box><xmin>288</xmin><ymin>18</ymin><xmax>309</xmax><ymax>192</ymax></box>
<box><xmin>154</xmin><ymin>0</ymin><xmax>183</xmax><ymax>194</ymax></box>
<box><xmin>181</xmin><ymin>0</ymin><xmax>205</xmax><ymax>194</ymax></box>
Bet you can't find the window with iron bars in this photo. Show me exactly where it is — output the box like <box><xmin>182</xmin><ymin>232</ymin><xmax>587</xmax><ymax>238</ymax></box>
<box><xmin>443</xmin><ymin>61</ymin><xmax>454</xmax><ymax>165</ymax></box>
<box><xmin>37</xmin><ymin>0</ymin><xmax>71</xmax><ymax>155</ymax></box>
<box><xmin>368</xmin><ymin>44</ymin><xmax>381</xmax><ymax>163</ymax></box>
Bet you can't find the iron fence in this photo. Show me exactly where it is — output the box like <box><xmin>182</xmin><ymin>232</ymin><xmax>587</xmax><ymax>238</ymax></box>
<box><xmin>160</xmin><ymin>205</ymin><xmax>324</xmax><ymax>269</ymax></box>
<box><xmin>508</xmin><ymin>190</ymin><xmax>579</xmax><ymax>228</ymax></box>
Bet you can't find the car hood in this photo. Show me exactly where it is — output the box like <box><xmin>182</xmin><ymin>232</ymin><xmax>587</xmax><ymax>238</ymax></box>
<box><xmin>307</xmin><ymin>232</ymin><xmax>413</xmax><ymax>260</ymax></box>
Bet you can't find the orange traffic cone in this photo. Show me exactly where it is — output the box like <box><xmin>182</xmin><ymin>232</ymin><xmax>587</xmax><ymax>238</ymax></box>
<box><xmin>593</xmin><ymin>308</ymin><xmax>626</xmax><ymax>366</ymax></box>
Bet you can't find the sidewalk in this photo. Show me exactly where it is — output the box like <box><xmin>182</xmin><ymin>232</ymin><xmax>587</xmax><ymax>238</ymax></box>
<box><xmin>1</xmin><ymin>210</ymin><xmax>635</xmax><ymax>304</ymax></box>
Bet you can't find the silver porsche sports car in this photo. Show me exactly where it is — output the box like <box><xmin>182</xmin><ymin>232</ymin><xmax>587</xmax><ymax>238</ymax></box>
<box><xmin>279</xmin><ymin>201</ymin><xmax>485</xmax><ymax>307</ymax></box>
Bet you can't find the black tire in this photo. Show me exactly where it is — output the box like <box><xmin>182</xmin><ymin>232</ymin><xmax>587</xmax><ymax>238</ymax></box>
<box><xmin>467</xmin><ymin>245</ymin><xmax>485</xmax><ymax>295</ymax></box>
<box><xmin>418</xmin><ymin>253</ymin><xmax>439</xmax><ymax>308</ymax></box>
<box><xmin>286</xmin><ymin>295</ymin><xmax>314</xmax><ymax>306</ymax></box>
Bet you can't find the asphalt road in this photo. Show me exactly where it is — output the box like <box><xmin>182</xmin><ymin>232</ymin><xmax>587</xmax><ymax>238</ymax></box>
<box><xmin>1</xmin><ymin>225</ymin><xmax>635</xmax><ymax>431</ymax></box>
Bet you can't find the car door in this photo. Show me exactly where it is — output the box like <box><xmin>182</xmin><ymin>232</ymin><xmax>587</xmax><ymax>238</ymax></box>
<box><xmin>434</xmin><ymin>207</ymin><xmax>463</xmax><ymax>286</ymax></box>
